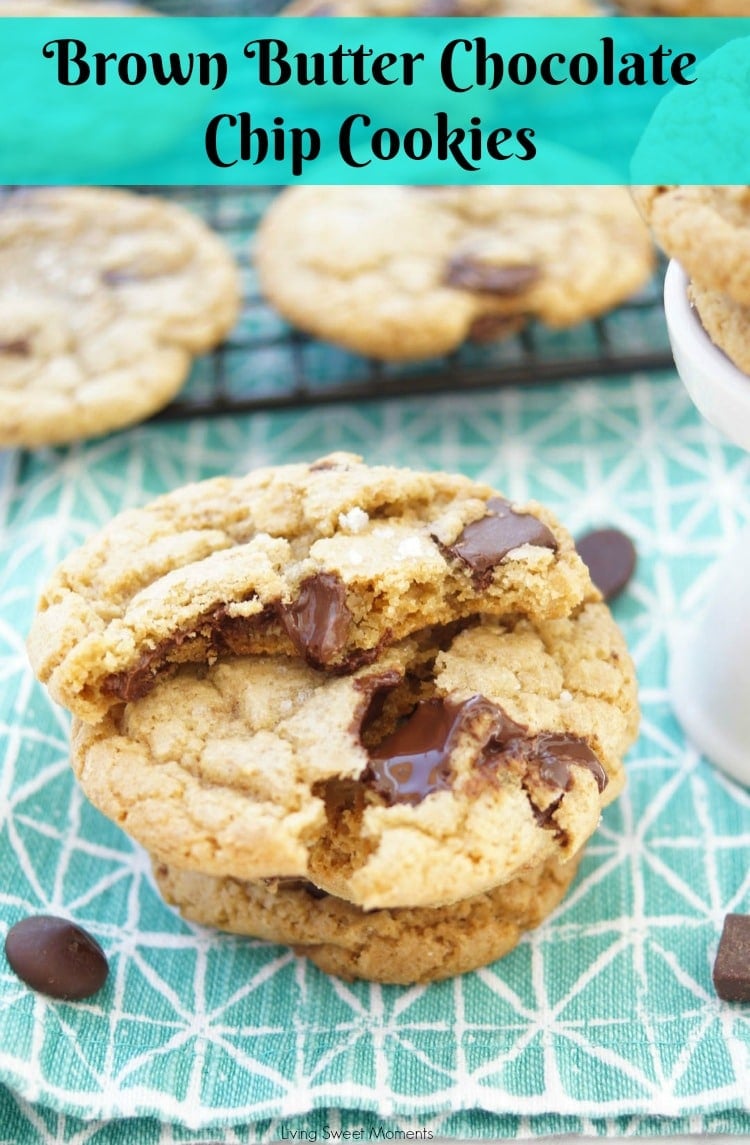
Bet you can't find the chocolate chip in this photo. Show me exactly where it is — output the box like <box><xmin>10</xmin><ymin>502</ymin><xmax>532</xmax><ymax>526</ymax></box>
<box><xmin>576</xmin><ymin>528</ymin><xmax>637</xmax><ymax>601</ymax></box>
<box><xmin>521</xmin><ymin>732</ymin><xmax>607</xmax><ymax>794</ymax></box>
<box><xmin>444</xmin><ymin>257</ymin><xmax>540</xmax><ymax>296</ymax></box>
<box><xmin>0</xmin><ymin>338</ymin><xmax>31</xmax><ymax>356</ymax></box>
<box><xmin>101</xmin><ymin>269</ymin><xmax>137</xmax><ymax>286</ymax></box>
<box><xmin>713</xmin><ymin>914</ymin><xmax>750</xmax><ymax>1002</ymax></box>
<box><xmin>468</xmin><ymin>314</ymin><xmax>525</xmax><ymax>343</ymax></box>
<box><xmin>366</xmin><ymin>694</ymin><xmax>525</xmax><ymax>806</ymax></box>
<box><xmin>438</xmin><ymin>497</ymin><xmax>557</xmax><ymax>587</ymax></box>
<box><xmin>416</xmin><ymin>0</ymin><xmax>462</xmax><ymax>12</ymax></box>
<box><xmin>279</xmin><ymin>573</ymin><xmax>351</xmax><ymax>666</ymax></box>
<box><xmin>4</xmin><ymin>915</ymin><xmax>108</xmax><ymax>1001</ymax></box>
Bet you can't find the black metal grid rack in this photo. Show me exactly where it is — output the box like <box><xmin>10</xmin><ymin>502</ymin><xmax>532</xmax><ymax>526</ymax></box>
<box><xmin>149</xmin><ymin>185</ymin><xmax>674</xmax><ymax>422</ymax></box>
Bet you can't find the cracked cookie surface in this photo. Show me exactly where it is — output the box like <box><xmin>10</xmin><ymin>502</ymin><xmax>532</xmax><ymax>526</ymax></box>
<box><xmin>153</xmin><ymin>852</ymin><xmax>582</xmax><ymax>983</ymax></box>
<box><xmin>633</xmin><ymin>186</ymin><xmax>750</xmax><ymax>304</ymax></box>
<box><xmin>0</xmin><ymin>188</ymin><xmax>240</xmax><ymax>447</ymax></box>
<box><xmin>255</xmin><ymin>186</ymin><xmax>654</xmax><ymax>360</ymax></box>
<box><xmin>28</xmin><ymin>453</ymin><xmax>591</xmax><ymax>724</ymax></box>
<box><xmin>70</xmin><ymin>600</ymin><xmax>638</xmax><ymax>910</ymax></box>
<box><xmin>688</xmin><ymin>281</ymin><xmax>750</xmax><ymax>374</ymax></box>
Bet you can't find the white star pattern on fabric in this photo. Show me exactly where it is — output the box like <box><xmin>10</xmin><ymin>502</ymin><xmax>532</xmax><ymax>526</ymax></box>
<box><xmin>0</xmin><ymin>375</ymin><xmax>749</xmax><ymax>1138</ymax></box>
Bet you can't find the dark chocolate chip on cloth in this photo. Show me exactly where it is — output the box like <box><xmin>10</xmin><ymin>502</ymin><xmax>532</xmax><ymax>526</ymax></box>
<box><xmin>577</xmin><ymin>527</ymin><xmax>637</xmax><ymax>601</ymax></box>
<box><xmin>4</xmin><ymin>916</ymin><xmax>108</xmax><ymax>1001</ymax></box>
<box><xmin>713</xmin><ymin>914</ymin><xmax>750</xmax><ymax>1002</ymax></box>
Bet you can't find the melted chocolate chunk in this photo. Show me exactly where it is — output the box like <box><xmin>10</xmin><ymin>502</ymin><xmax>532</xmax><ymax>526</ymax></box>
<box><xmin>279</xmin><ymin>879</ymin><xmax>329</xmax><ymax>900</ymax></box>
<box><xmin>355</xmin><ymin>669</ymin><xmax>403</xmax><ymax>738</ymax></box>
<box><xmin>576</xmin><ymin>527</ymin><xmax>637</xmax><ymax>602</ymax></box>
<box><xmin>439</xmin><ymin>497</ymin><xmax>557</xmax><ymax>586</ymax></box>
<box><xmin>5</xmin><ymin>915</ymin><xmax>108</xmax><ymax>1001</ymax></box>
<box><xmin>444</xmin><ymin>257</ymin><xmax>540</xmax><ymax>296</ymax></box>
<box><xmin>363</xmin><ymin>686</ymin><xmax>606</xmax><ymax>819</ymax></box>
<box><xmin>0</xmin><ymin>338</ymin><xmax>31</xmax><ymax>356</ymax></box>
<box><xmin>366</xmin><ymin>694</ymin><xmax>525</xmax><ymax>805</ymax></box>
<box><xmin>279</xmin><ymin>573</ymin><xmax>352</xmax><ymax>666</ymax></box>
<box><xmin>713</xmin><ymin>914</ymin><xmax>750</xmax><ymax>1002</ymax></box>
<box><xmin>520</xmin><ymin>731</ymin><xmax>608</xmax><ymax>794</ymax></box>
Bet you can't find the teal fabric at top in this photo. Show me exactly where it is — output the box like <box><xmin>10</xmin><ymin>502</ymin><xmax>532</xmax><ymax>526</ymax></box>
<box><xmin>1</xmin><ymin>17</ymin><xmax>750</xmax><ymax>183</ymax></box>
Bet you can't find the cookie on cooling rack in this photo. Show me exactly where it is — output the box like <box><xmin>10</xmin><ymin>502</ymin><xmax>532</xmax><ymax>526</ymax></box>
<box><xmin>0</xmin><ymin>188</ymin><xmax>240</xmax><ymax>448</ymax></box>
<box><xmin>153</xmin><ymin>852</ymin><xmax>583</xmax><ymax>984</ymax></box>
<box><xmin>255</xmin><ymin>186</ymin><xmax>654</xmax><ymax>360</ymax></box>
<box><xmin>0</xmin><ymin>1</ymin><xmax>153</xmax><ymax>12</ymax></box>
<box><xmin>611</xmin><ymin>0</ymin><xmax>749</xmax><ymax>11</ymax></box>
<box><xmin>283</xmin><ymin>0</ymin><xmax>600</xmax><ymax>13</ymax></box>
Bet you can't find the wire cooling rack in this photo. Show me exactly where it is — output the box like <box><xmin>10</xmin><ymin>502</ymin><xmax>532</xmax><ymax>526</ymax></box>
<box><xmin>149</xmin><ymin>185</ymin><xmax>673</xmax><ymax>421</ymax></box>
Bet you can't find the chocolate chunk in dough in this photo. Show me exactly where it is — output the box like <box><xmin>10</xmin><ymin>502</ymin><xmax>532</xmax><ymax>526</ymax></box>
<box><xmin>445</xmin><ymin>257</ymin><xmax>540</xmax><ymax>295</ymax></box>
<box><xmin>439</xmin><ymin>497</ymin><xmax>557</xmax><ymax>587</ymax></box>
<box><xmin>279</xmin><ymin>573</ymin><xmax>352</xmax><ymax>666</ymax></box>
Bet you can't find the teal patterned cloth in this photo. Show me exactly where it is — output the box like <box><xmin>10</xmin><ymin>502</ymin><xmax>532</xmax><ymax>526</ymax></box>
<box><xmin>1</xmin><ymin>377</ymin><xmax>749</xmax><ymax>1141</ymax></box>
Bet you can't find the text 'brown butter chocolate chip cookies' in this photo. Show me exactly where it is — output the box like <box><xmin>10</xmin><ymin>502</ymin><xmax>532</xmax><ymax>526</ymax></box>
<box><xmin>255</xmin><ymin>186</ymin><xmax>654</xmax><ymax>361</ymax></box>
<box><xmin>29</xmin><ymin>455</ymin><xmax>639</xmax><ymax>980</ymax></box>
<box><xmin>0</xmin><ymin>188</ymin><xmax>240</xmax><ymax>448</ymax></box>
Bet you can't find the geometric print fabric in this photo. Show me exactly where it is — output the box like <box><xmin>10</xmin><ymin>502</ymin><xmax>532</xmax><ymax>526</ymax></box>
<box><xmin>0</xmin><ymin>373</ymin><xmax>749</xmax><ymax>1138</ymax></box>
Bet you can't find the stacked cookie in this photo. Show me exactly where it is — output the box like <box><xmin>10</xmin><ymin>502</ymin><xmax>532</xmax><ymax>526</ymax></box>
<box><xmin>635</xmin><ymin>186</ymin><xmax>750</xmax><ymax>375</ymax></box>
<box><xmin>28</xmin><ymin>455</ymin><xmax>638</xmax><ymax>982</ymax></box>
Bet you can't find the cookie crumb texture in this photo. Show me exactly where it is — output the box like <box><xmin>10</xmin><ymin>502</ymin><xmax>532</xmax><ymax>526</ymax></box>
<box><xmin>153</xmin><ymin>853</ymin><xmax>582</xmax><ymax>984</ymax></box>
<box><xmin>255</xmin><ymin>186</ymin><xmax>654</xmax><ymax>360</ymax></box>
<box><xmin>0</xmin><ymin>187</ymin><xmax>240</xmax><ymax>447</ymax></box>
<box><xmin>28</xmin><ymin>454</ymin><xmax>591</xmax><ymax>724</ymax></box>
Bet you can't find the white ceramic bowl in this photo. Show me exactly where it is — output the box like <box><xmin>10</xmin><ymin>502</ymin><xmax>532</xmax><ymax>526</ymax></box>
<box><xmin>664</xmin><ymin>259</ymin><xmax>750</xmax><ymax>452</ymax></box>
<box><xmin>664</xmin><ymin>259</ymin><xmax>750</xmax><ymax>787</ymax></box>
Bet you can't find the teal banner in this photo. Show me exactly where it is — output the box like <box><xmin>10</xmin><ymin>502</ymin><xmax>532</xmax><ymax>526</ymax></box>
<box><xmin>0</xmin><ymin>17</ymin><xmax>748</xmax><ymax>183</ymax></box>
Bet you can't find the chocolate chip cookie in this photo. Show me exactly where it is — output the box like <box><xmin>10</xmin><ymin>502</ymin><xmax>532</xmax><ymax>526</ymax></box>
<box><xmin>69</xmin><ymin>597</ymin><xmax>637</xmax><ymax>910</ymax></box>
<box><xmin>284</xmin><ymin>0</ymin><xmax>600</xmax><ymax>13</ymax></box>
<box><xmin>687</xmin><ymin>281</ymin><xmax>750</xmax><ymax>375</ymax></box>
<box><xmin>0</xmin><ymin>188</ymin><xmax>240</xmax><ymax>448</ymax></box>
<box><xmin>612</xmin><ymin>0</ymin><xmax>749</xmax><ymax>11</ymax></box>
<box><xmin>633</xmin><ymin>186</ymin><xmax>750</xmax><ymax>306</ymax></box>
<box><xmin>28</xmin><ymin>454</ymin><xmax>591</xmax><ymax>724</ymax></box>
<box><xmin>153</xmin><ymin>852</ymin><xmax>583</xmax><ymax>984</ymax></box>
<box><xmin>0</xmin><ymin>1</ymin><xmax>152</xmax><ymax>12</ymax></box>
<box><xmin>255</xmin><ymin>186</ymin><xmax>654</xmax><ymax>360</ymax></box>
